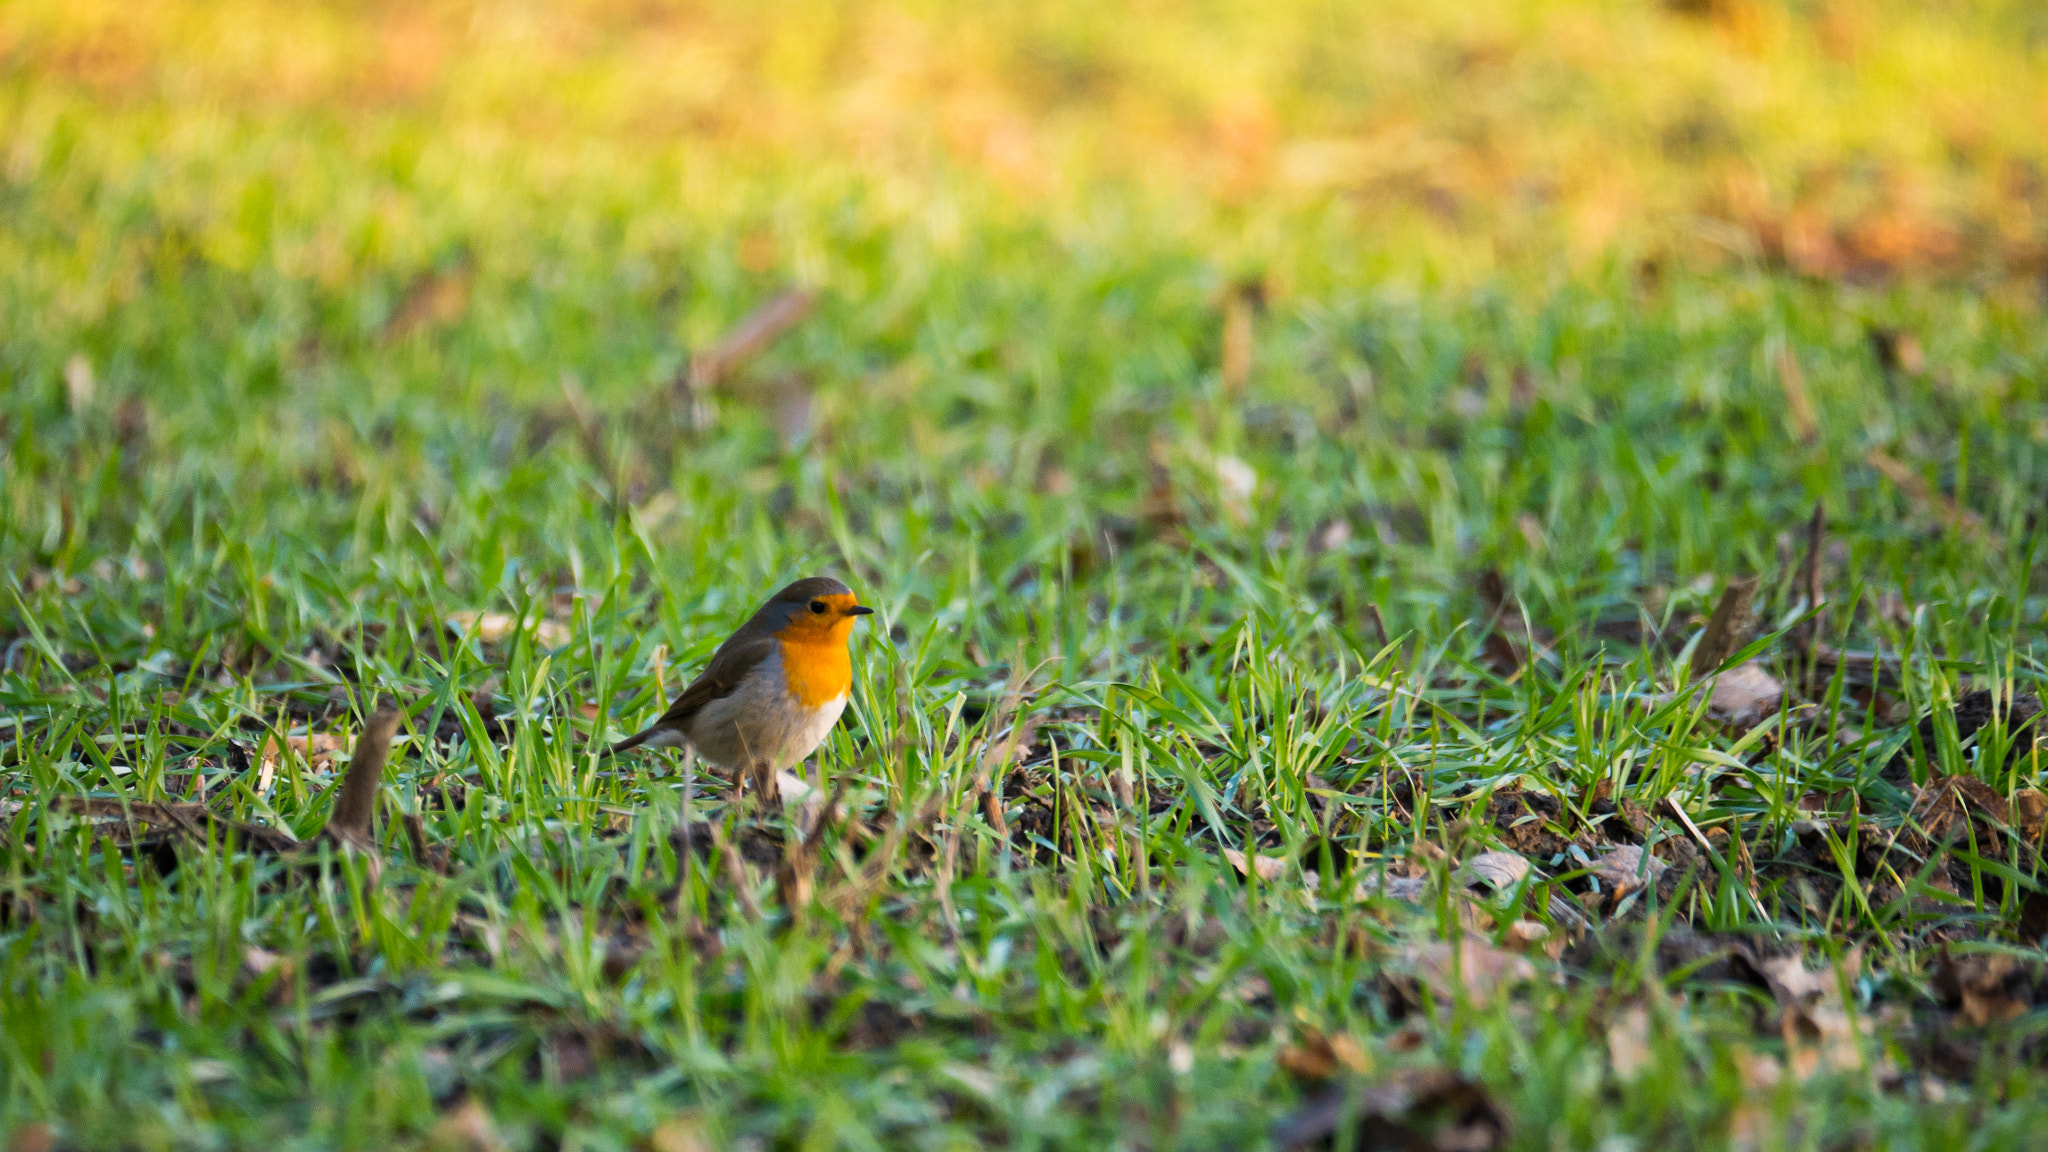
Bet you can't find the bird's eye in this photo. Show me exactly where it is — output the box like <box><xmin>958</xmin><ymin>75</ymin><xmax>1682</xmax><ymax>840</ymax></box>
<box><xmin>809</xmin><ymin>600</ymin><xmax>827</xmax><ymax>615</ymax></box>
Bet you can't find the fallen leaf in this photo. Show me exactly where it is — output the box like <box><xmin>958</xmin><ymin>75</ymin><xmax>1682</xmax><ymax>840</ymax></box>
<box><xmin>1271</xmin><ymin>1067</ymin><xmax>1509</xmax><ymax>1151</ymax></box>
<box><xmin>1735</xmin><ymin>1047</ymin><xmax>1783</xmax><ymax>1092</ymax></box>
<box><xmin>1503</xmin><ymin>919</ymin><xmax>1552</xmax><ymax>953</ymax></box>
<box><xmin>1220</xmin><ymin>281</ymin><xmax>1258</xmax><ymax>396</ymax></box>
<box><xmin>1869</xmin><ymin>327</ymin><xmax>1925</xmax><ymax>375</ymax></box>
<box><xmin>1407</xmin><ymin>936</ymin><xmax>1536</xmax><ymax>1006</ymax></box>
<box><xmin>1353</xmin><ymin>872</ymin><xmax>1431</xmax><ymax>903</ymax></box>
<box><xmin>1757</xmin><ymin>951</ymin><xmax>1873</xmax><ymax>1080</ymax></box>
<box><xmin>384</xmin><ymin>256</ymin><xmax>475</xmax><ymax>342</ymax></box>
<box><xmin>1776</xmin><ymin>345</ymin><xmax>1819</xmax><ymax>444</ymax></box>
<box><xmin>1710</xmin><ymin>662</ymin><xmax>1782</xmax><ymax>728</ymax></box>
<box><xmin>1591</xmin><ymin>845</ymin><xmax>1667</xmax><ymax>896</ymax></box>
<box><xmin>1475</xmin><ymin>569</ymin><xmax>1551</xmax><ymax>676</ymax></box>
<box><xmin>1463</xmin><ymin>850</ymin><xmax>1530</xmax><ymax>891</ymax></box>
<box><xmin>7</xmin><ymin>1122</ymin><xmax>55</xmax><ymax>1152</ymax></box>
<box><xmin>1867</xmin><ymin>450</ymin><xmax>1997</xmax><ymax>546</ymax></box>
<box><xmin>1223</xmin><ymin>846</ymin><xmax>1290</xmax><ymax>883</ymax></box>
<box><xmin>1279</xmin><ymin>1026</ymin><xmax>1371</xmax><ymax>1081</ymax></box>
<box><xmin>446</xmin><ymin>610</ymin><xmax>571</xmax><ymax>648</ymax></box>
<box><xmin>427</xmin><ymin>1098</ymin><xmax>506</xmax><ymax>1152</ymax></box>
<box><xmin>685</xmin><ymin>289</ymin><xmax>815</xmax><ymax>393</ymax></box>
<box><xmin>1607</xmin><ymin>1003</ymin><xmax>1653</xmax><ymax>1082</ymax></box>
<box><xmin>2014</xmin><ymin>789</ymin><xmax>2046</xmax><ymax>845</ymax></box>
<box><xmin>1689</xmin><ymin>576</ymin><xmax>1758</xmax><ymax>678</ymax></box>
<box><xmin>1932</xmin><ymin>950</ymin><xmax>2035</xmax><ymax>1028</ymax></box>
<box><xmin>1727</xmin><ymin>1049</ymin><xmax>1784</xmax><ymax>1150</ymax></box>
<box><xmin>649</xmin><ymin>1114</ymin><xmax>712</xmax><ymax>1152</ymax></box>
<box><xmin>1215</xmin><ymin>454</ymin><xmax>1258</xmax><ymax>524</ymax></box>
<box><xmin>63</xmin><ymin>353</ymin><xmax>96</xmax><ymax>412</ymax></box>
<box><xmin>255</xmin><ymin>732</ymin><xmax>347</xmax><ymax>781</ymax></box>
<box><xmin>1911</xmin><ymin>773</ymin><xmax>2011</xmax><ymax>847</ymax></box>
<box><xmin>448</xmin><ymin>611</ymin><xmax>514</xmax><ymax>643</ymax></box>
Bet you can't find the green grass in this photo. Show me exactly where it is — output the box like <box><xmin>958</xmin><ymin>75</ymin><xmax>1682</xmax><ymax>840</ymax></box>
<box><xmin>7</xmin><ymin>6</ymin><xmax>2048</xmax><ymax>1149</ymax></box>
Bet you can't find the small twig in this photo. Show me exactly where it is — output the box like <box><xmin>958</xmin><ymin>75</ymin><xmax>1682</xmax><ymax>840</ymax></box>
<box><xmin>1776</xmin><ymin>344</ymin><xmax>1819</xmax><ymax>445</ymax></box>
<box><xmin>52</xmin><ymin>797</ymin><xmax>297</xmax><ymax>853</ymax></box>
<box><xmin>677</xmin><ymin>289</ymin><xmax>816</xmax><ymax>427</ymax></box>
<box><xmin>775</xmin><ymin>777</ymin><xmax>847</xmax><ymax>923</ymax></box>
<box><xmin>1867</xmin><ymin>449</ymin><xmax>1998</xmax><ymax>548</ymax></box>
<box><xmin>1219</xmin><ymin>279</ymin><xmax>1263</xmax><ymax>398</ymax></box>
<box><xmin>323</xmin><ymin>708</ymin><xmax>400</xmax><ymax>850</ymax></box>
<box><xmin>1791</xmin><ymin>502</ymin><xmax>1826</xmax><ymax>658</ymax></box>
<box><xmin>1363</xmin><ymin>601</ymin><xmax>1391</xmax><ymax>653</ymax></box>
<box><xmin>1668</xmin><ymin>796</ymin><xmax>1772</xmax><ymax>930</ymax></box>
<box><xmin>714</xmin><ymin>827</ymin><xmax>763</xmax><ymax>920</ymax></box>
<box><xmin>1808</xmin><ymin>642</ymin><xmax>1905</xmax><ymax>688</ymax></box>
<box><xmin>402</xmin><ymin>812</ymin><xmax>449</xmax><ymax>875</ymax></box>
<box><xmin>1476</xmin><ymin>568</ymin><xmax>1547</xmax><ymax>676</ymax></box>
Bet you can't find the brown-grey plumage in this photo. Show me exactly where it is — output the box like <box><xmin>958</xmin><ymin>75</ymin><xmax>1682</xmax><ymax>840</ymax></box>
<box><xmin>605</xmin><ymin>577</ymin><xmax>872</xmax><ymax>797</ymax></box>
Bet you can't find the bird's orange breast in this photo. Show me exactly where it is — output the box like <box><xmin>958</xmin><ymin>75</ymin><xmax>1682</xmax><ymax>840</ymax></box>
<box><xmin>777</xmin><ymin>624</ymin><xmax>854</xmax><ymax>708</ymax></box>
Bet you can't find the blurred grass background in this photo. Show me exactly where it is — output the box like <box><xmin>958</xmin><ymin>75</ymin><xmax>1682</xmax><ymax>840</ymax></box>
<box><xmin>9</xmin><ymin>0</ymin><xmax>2048</xmax><ymax>296</ymax></box>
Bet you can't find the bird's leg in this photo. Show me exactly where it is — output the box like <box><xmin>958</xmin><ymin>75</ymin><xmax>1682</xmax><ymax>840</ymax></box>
<box><xmin>747</xmin><ymin>759</ymin><xmax>779</xmax><ymax>805</ymax></box>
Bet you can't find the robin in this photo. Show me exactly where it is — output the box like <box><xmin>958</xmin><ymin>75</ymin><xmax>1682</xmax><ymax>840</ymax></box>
<box><xmin>607</xmin><ymin>576</ymin><xmax>874</xmax><ymax>798</ymax></box>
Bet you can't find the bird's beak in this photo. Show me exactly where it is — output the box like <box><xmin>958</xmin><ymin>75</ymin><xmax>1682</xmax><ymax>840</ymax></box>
<box><xmin>847</xmin><ymin>605</ymin><xmax>875</xmax><ymax>616</ymax></box>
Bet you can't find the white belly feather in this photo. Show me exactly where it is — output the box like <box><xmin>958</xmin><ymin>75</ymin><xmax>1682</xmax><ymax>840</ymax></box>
<box><xmin>683</xmin><ymin>646</ymin><xmax>847</xmax><ymax>770</ymax></box>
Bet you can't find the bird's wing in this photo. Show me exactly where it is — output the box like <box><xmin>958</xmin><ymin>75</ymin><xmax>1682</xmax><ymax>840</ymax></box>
<box><xmin>652</xmin><ymin>633</ymin><xmax>776</xmax><ymax>729</ymax></box>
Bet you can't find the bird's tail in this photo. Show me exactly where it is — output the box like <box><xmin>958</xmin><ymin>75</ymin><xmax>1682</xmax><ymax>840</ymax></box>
<box><xmin>603</xmin><ymin>727</ymin><xmax>655</xmax><ymax>757</ymax></box>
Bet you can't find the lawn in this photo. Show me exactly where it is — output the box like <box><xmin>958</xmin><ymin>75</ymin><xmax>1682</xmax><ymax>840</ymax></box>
<box><xmin>5</xmin><ymin>1</ymin><xmax>2048</xmax><ymax>1149</ymax></box>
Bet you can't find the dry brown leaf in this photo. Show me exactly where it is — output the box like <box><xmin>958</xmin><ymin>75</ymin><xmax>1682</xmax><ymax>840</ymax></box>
<box><xmin>1757</xmin><ymin>953</ymin><xmax>1832</xmax><ymax>1007</ymax></box>
<box><xmin>1932</xmin><ymin>951</ymin><xmax>2035</xmax><ymax>1028</ymax></box>
<box><xmin>1591</xmin><ymin>845</ymin><xmax>1668</xmax><ymax>896</ymax></box>
<box><xmin>1214</xmin><ymin>454</ymin><xmax>1257</xmax><ymax>525</ymax></box>
<box><xmin>1710</xmin><ymin>662</ymin><xmax>1783</xmax><ymax>728</ymax></box>
<box><xmin>1689</xmin><ymin>576</ymin><xmax>1758</xmax><ymax>678</ymax></box>
<box><xmin>427</xmin><ymin>1098</ymin><xmax>506</xmax><ymax>1152</ymax></box>
<box><xmin>1869</xmin><ymin>327</ymin><xmax>1927</xmax><ymax>375</ymax></box>
<box><xmin>446</xmin><ymin>610</ymin><xmax>570</xmax><ymax>648</ymax></box>
<box><xmin>2014</xmin><ymin>789</ymin><xmax>2046</xmax><ymax>844</ymax></box>
<box><xmin>1727</xmin><ymin>1048</ymin><xmax>1784</xmax><ymax>1152</ymax></box>
<box><xmin>1271</xmin><ymin>1067</ymin><xmax>1508</xmax><ymax>1152</ymax></box>
<box><xmin>1607</xmin><ymin>1003</ymin><xmax>1653</xmax><ymax>1082</ymax></box>
<box><xmin>1353</xmin><ymin>872</ymin><xmax>1432</xmax><ymax>903</ymax></box>
<box><xmin>1503</xmin><ymin>919</ymin><xmax>1552</xmax><ymax>954</ymax></box>
<box><xmin>385</xmin><ymin>259</ymin><xmax>474</xmax><ymax>342</ymax></box>
<box><xmin>1912</xmin><ymin>773</ymin><xmax>2011</xmax><ymax>848</ymax></box>
<box><xmin>1776</xmin><ymin>345</ymin><xmax>1819</xmax><ymax>444</ymax></box>
<box><xmin>1464</xmin><ymin>850</ymin><xmax>1530</xmax><ymax>890</ymax></box>
<box><xmin>686</xmin><ymin>289</ymin><xmax>815</xmax><ymax>393</ymax></box>
<box><xmin>1758</xmin><ymin>951</ymin><xmax>1875</xmax><ymax>1081</ymax></box>
<box><xmin>1222</xmin><ymin>846</ymin><xmax>1289</xmax><ymax>883</ymax></box>
<box><xmin>1278</xmin><ymin>1026</ymin><xmax>1370</xmax><ymax>1081</ymax></box>
<box><xmin>1867</xmin><ymin>450</ymin><xmax>1997</xmax><ymax>547</ymax></box>
<box><xmin>1407</xmin><ymin>936</ymin><xmax>1537</xmax><ymax>1006</ymax></box>
<box><xmin>648</xmin><ymin>1114</ymin><xmax>712</xmax><ymax>1152</ymax></box>
<box><xmin>255</xmin><ymin>732</ymin><xmax>347</xmax><ymax>784</ymax></box>
<box><xmin>1220</xmin><ymin>280</ymin><xmax>1258</xmax><ymax>397</ymax></box>
<box><xmin>7</xmin><ymin>1123</ymin><xmax>56</xmax><ymax>1152</ymax></box>
<box><xmin>63</xmin><ymin>353</ymin><xmax>96</xmax><ymax>412</ymax></box>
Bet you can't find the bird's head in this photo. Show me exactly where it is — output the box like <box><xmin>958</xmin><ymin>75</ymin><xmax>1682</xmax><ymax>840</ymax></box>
<box><xmin>761</xmin><ymin>575</ymin><xmax>873</xmax><ymax>643</ymax></box>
